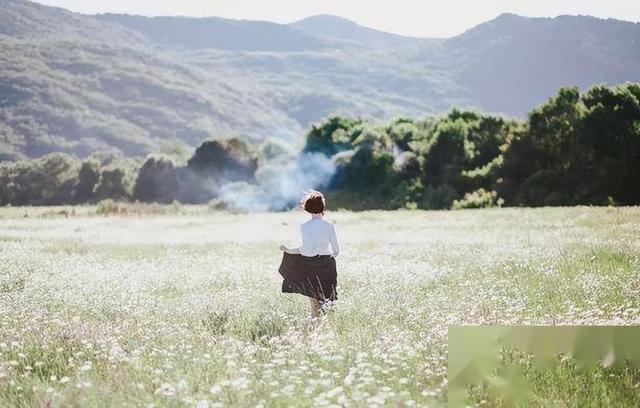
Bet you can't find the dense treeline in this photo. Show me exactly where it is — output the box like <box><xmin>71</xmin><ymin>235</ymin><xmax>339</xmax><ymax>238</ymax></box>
<box><xmin>0</xmin><ymin>84</ymin><xmax>638</xmax><ymax>209</ymax></box>
<box><xmin>305</xmin><ymin>83</ymin><xmax>640</xmax><ymax>209</ymax></box>
<box><xmin>0</xmin><ymin>138</ymin><xmax>258</xmax><ymax>206</ymax></box>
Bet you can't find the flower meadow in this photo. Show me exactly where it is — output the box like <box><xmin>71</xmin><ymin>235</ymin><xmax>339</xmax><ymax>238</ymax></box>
<box><xmin>0</xmin><ymin>206</ymin><xmax>639</xmax><ymax>407</ymax></box>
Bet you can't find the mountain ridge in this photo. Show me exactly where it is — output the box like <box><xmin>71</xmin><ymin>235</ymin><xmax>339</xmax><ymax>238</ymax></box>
<box><xmin>94</xmin><ymin>13</ymin><xmax>330</xmax><ymax>51</ymax></box>
<box><xmin>289</xmin><ymin>14</ymin><xmax>431</xmax><ymax>48</ymax></box>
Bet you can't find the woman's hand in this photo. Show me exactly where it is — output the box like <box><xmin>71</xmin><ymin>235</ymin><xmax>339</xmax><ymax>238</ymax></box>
<box><xmin>279</xmin><ymin>245</ymin><xmax>301</xmax><ymax>254</ymax></box>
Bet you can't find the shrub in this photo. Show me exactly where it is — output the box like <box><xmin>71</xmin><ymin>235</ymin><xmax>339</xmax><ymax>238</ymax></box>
<box><xmin>453</xmin><ymin>188</ymin><xmax>503</xmax><ymax>209</ymax></box>
<box><xmin>422</xmin><ymin>184</ymin><xmax>458</xmax><ymax>210</ymax></box>
<box><xmin>245</xmin><ymin>312</ymin><xmax>286</xmax><ymax>342</ymax></box>
<box><xmin>75</xmin><ymin>158</ymin><xmax>100</xmax><ymax>203</ymax></box>
<box><xmin>96</xmin><ymin>200</ymin><xmax>185</xmax><ymax>216</ymax></box>
<box><xmin>96</xmin><ymin>199</ymin><xmax>121</xmax><ymax>215</ymax></box>
<box><xmin>202</xmin><ymin>309</ymin><xmax>230</xmax><ymax>335</ymax></box>
<box><xmin>94</xmin><ymin>167</ymin><xmax>130</xmax><ymax>201</ymax></box>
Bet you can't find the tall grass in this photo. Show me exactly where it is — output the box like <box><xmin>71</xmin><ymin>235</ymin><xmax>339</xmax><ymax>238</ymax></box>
<box><xmin>0</xmin><ymin>207</ymin><xmax>638</xmax><ymax>406</ymax></box>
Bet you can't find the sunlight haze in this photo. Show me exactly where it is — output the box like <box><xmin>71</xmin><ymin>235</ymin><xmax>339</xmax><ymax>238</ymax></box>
<box><xmin>33</xmin><ymin>0</ymin><xmax>640</xmax><ymax>37</ymax></box>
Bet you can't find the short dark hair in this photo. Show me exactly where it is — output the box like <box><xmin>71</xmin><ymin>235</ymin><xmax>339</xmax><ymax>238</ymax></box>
<box><xmin>302</xmin><ymin>190</ymin><xmax>325</xmax><ymax>214</ymax></box>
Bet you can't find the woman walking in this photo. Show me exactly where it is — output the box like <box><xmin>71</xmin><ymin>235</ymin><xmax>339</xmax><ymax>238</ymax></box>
<box><xmin>279</xmin><ymin>190</ymin><xmax>339</xmax><ymax>320</ymax></box>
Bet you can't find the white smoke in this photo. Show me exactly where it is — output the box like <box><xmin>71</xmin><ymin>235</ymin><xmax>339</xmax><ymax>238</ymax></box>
<box><xmin>218</xmin><ymin>151</ymin><xmax>335</xmax><ymax>212</ymax></box>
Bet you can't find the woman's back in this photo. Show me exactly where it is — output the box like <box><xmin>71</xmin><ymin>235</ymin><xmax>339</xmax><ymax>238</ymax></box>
<box><xmin>299</xmin><ymin>218</ymin><xmax>339</xmax><ymax>257</ymax></box>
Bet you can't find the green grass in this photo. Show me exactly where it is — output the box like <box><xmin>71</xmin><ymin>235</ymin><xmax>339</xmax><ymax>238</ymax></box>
<box><xmin>0</xmin><ymin>207</ymin><xmax>639</xmax><ymax>407</ymax></box>
<box><xmin>467</xmin><ymin>352</ymin><xmax>640</xmax><ymax>407</ymax></box>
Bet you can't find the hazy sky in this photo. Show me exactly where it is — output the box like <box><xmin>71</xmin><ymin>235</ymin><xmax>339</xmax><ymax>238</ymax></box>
<box><xmin>35</xmin><ymin>0</ymin><xmax>640</xmax><ymax>38</ymax></box>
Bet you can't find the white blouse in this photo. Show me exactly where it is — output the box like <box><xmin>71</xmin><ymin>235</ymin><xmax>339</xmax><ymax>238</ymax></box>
<box><xmin>299</xmin><ymin>218</ymin><xmax>340</xmax><ymax>257</ymax></box>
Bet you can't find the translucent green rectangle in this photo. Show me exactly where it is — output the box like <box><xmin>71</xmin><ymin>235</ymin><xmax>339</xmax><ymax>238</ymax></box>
<box><xmin>448</xmin><ymin>326</ymin><xmax>640</xmax><ymax>407</ymax></box>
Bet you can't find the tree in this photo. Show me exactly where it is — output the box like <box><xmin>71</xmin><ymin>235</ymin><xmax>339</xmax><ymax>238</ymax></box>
<box><xmin>75</xmin><ymin>158</ymin><xmax>101</xmax><ymax>203</ymax></box>
<box><xmin>180</xmin><ymin>138</ymin><xmax>258</xmax><ymax>203</ymax></box>
<box><xmin>133</xmin><ymin>155</ymin><xmax>178</xmax><ymax>203</ymax></box>
<box><xmin>94</xmin><ymin>166</ymin><xmax>129</xmax><ymax>201</ymax></box>
<box><xmin>38</xmin><ymin>153</ymin><xmax>79</xmax><ymax>205</ymax></box>
<box><xmin>0</xmin><ymin>153</ymin><xmax>79</xmax><ymax>205</ymax></box>
<box><xmin>386</xmin><ymin>118</ymin><xmax>420</xmax><ymax>151</ymax></box>
<box><xmin>499</xmin><ymin>87</ymin><xmax>584</xmax><ymax>205</ymax></box>
<box><xmin>579</xmin><ymin>83</ymin><xmax>640</xmax><ymax>204</ymax></box>
<box><xmin>187</xmin><ymin>138</ymin><xmax>257</xmax><ymax>181</ymax></box>
<box><xmin>527</xmin><ymin>87</ymin><xmax>583</xmax><ymax>169</ymax></box>
<box><xmin>422</xmin><ymin>118</ymin><xmax>470</xmax><ymax>190</ymax></box>
<box><xmin>303</xmin><ymin>116</ymin><xmax>364</xmax><ymax>156</ymax></box>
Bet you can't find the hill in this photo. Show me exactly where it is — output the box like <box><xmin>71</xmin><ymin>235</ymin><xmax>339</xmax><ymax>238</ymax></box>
<box><xmin>445</xmin><ymin>13</ymin><xmax>640</xmax><ymax>115</ymax></box>
<box><xmin>1</xmin><ymin>0</ymin><xmax>639</xmax><ymax>160</ymax></box>
<box><xmin>0</xmin><ymin>0</ymin><xmax>141</xmax><ymax>44</ymax></box>
<box><xmin>95</xmin><ymin>14</ymin><xmax>329</xmax><ymax>52</ymax></box>
<box><xmin>289</xmin><ymin>14</ymin><xmax>429</xmax><ymax>48</ymax></box>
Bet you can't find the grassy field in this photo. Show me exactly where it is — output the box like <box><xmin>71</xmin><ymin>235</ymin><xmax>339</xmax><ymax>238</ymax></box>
<box><xmin>0</xmin><ymin>206</ymin><xmax>639</xmax><ymax>407</ymax></box>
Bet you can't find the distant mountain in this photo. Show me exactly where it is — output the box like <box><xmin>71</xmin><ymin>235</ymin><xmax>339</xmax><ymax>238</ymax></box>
<box><xmin>0</xmin><ymin>0</ymin><xmax>142</xmax><ymax>44</ymax></box>
<box><xmin>1</xmin><ymin>0</ymin><xmax>639</xmax><ymax>161</ymax></box>
<box><xmin>446</xmin><ymin>13</ymin><xmax>640</xmax><ymax>115</ymax></box>
<box><xmin>289</xmin><ymin>14</ymin><xmax>429</xmax><ymax>48</ymax></box>
<box><xmin>95</xmin><ymin>14</ymin><xmax>329</xmax><ymax>52</ymax></box>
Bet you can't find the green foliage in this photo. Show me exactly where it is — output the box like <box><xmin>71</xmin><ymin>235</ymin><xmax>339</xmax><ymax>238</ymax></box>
<box><xmin>336</xmin><ymin>146</ymin><xmax>395</xmax><ymax>190</ymax></box>
<box><xmin>390</xmin><ymin>179</ymin><xmax>425</xmax><ymax>210</ymax></box>
<box><xmin>202</xmin><ymin>309</ymin><xmax>231</xmax><ymax>335</ymax></box>
<box><xmin>244</xmin><ymin>312</ymin><xmax>287</xmax><ymax>342</ymax></box>
<box><xmin>181</xmin><ymin>138</ymin><xmax>258</xmax><ymax>204</ymax></box>
<box><xmin>579</xmin><ymin>84</ymin><xmax>640</xmax><ymax>204</ymax></box>
<box><xmin>386</xmin><ymin>118</ymin><xmax>435</xmax><ymax>151</ymax></box>
<box><xmin>421</xmin><ymin>184</ymin><xmax>459</xmax><ymax>210</ymax></box>
<box><xmin>0</xmin><ymin>153</ymin><xmax>79</xmax><ymax>205</ymax></box>
<box><xmin>452</xmin><ymin>188</ymin><xmax>502</xmax><ymax>209</ymax></box>
<box><xmin>187</xmin><ymin>138</ymin><xmax>257</xmax><ymax>180</ymax></box>
<box><xmin>0</xmin><ymin>84</ymin><xmax>639</xmax><ymax>210</ymax></box>
<box><xmin>303</xmin><ymin>116</ymin><xmax>365</xmax><ymax>157</ymax></box>
<box><xmin>303</xmin><ymin>84</ymin><xmax>640</xmax><ymax>210</ymax></box>
<box><xmin>95</xmin><ymin>199</ymin><xmax>121</xmax><ymax>215</ymax></box>
<box><xmin>422</xmin><ymin>118</ymin><xmax>470</xmax><ymax>188</ymax></box>
<box><xmin>133</xmin><ymin>155</ymin><xmax>178</xmax><ymax>203</ymax></box>
<box><xmin>75</xmin><ymin>158</ymin><xmax>101</xmax><ymax>203</ymax></box>
<box><xmin>500</xmin><ymin>83</ymin><xmax>640</xmax><ymax>206</ymax></box>
<box><xmin>156</xmin><ymin>140</ymin><xmax>194</xmax><ymax>166</ymax></box>
<box><xmin>94</xmin><ymin>166</ymin><xmax>130</xmax><ymax>201</ymax></box>
<box><xmin>301</xmin><ymin>108</ymin><xmax>516</xmax><ymax>210</ymax></box>
<box><xmin>95</xmin><ymin>199</ymin><xmax>185</xmax><ymax>216</ymax></box>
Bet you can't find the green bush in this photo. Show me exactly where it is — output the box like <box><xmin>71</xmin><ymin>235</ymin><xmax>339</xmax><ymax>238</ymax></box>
<box><xmin>422</xmin><ymin>184</ymin><xmax>459</xmax><ymax>210</ymax></box>
<box><xmin>96</xmin><ymin>199</ymin><xmax>121</xmax><ymax>215</ymax></box>
<box><xmin>453</xmin><ymin>188</ymin><xmax>503</xmax><ymax>209</ymax></box>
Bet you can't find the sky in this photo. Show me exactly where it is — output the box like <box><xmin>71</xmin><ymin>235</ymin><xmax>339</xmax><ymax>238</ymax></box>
<box><xmin>34</xmin><ymin>0</ymin><xmax>640</xmax><ymax>38</ymax></box>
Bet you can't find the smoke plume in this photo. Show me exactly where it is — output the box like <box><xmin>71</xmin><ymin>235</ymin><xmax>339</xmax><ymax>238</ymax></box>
<box><xmin>218</xmin><ymin>151</ymin><xmax>335</xmax><ymax>212</ymax></box>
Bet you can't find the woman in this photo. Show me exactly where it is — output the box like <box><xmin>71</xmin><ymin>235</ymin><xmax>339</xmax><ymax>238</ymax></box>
<box><xmin>278</xmin><ymin>190</ymin><xmax>339</xmax><ymax>319</ymax></box>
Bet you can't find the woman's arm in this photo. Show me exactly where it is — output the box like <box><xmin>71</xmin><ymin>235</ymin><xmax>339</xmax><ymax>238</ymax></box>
<box><xmin>279</xmin><ymin>245</ymin><xmax>301</xmax><ymax>254</ymax></box>
<box><xmin>329</xmin><ymin>224</ymin><xmax>340</xmax><ymax>257</ymax></box>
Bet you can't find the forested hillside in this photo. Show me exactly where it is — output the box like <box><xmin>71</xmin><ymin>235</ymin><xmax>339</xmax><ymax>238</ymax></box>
<box><xmin>1</xmin><ymin>0</ymin><xmax>639</xmax><ymax>160</ymax></box>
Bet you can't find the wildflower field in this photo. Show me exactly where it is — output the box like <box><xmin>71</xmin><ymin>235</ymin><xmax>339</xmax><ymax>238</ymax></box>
<box><xmin>1</xmin><ymin>206</ymin><xmax>639</xmax><ymax>407</ymax></box>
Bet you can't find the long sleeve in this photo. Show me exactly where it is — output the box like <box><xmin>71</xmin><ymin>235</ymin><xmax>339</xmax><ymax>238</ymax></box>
<box><xmin>329</xmin><ymin>224</ymin><xmax>340</xmax><ymax>257</ymax></box>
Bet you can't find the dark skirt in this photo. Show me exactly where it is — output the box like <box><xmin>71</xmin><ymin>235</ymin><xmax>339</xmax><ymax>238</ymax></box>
<box><xmin>278</xmin><ymin>252</ymin><xmax>338</xmax><ymax>302</ymax></box>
